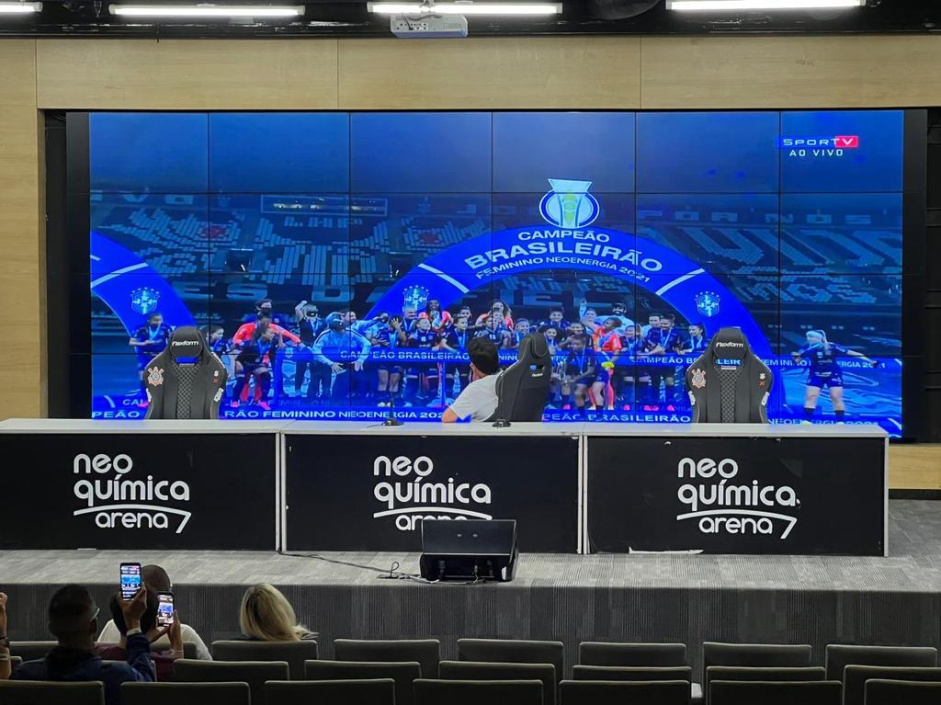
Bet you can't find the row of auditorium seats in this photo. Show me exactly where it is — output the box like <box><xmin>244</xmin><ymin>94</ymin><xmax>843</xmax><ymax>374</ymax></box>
<box><xmin>3</xmin><ymin>638</ymin><xmax>939</xmax><ymax>705</ymax></box>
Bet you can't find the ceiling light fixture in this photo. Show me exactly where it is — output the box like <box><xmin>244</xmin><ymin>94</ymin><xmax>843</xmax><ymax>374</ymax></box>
<box><xmin>368</xmin><ymin>2</ymin><xmax>563</xmax><ymax>16</ymax></box>
<box><xmin>667</xmin><ymin>0</ymin><xmax>864</xmax><ymax>10</ymax></box>
<box><xmin>110</xmin><ymin>4</ymin><xmax>305</xmax><ymax>18</ymax></box>
<box><xmin>0</xmin><ymin>2</ymin><xmax>42</xmax><ymax>14</ymax></box>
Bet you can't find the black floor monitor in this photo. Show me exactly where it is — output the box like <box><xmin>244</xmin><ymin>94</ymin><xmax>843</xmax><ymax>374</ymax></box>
<box><xmin>419</xmin><ymin>519</ymin><xmax>518</xmax><ymax>582</ymax></box>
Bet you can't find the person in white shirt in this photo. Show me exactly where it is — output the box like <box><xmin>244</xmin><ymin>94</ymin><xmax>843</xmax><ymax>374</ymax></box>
<box><xmin>96</xmin><ymin>564</ymin><xmax>211</xmax><ymax>661</ymax></box>
<box><xmin>441</xmin><ymin>337</ymin><xmax>500</xmax><ymax>423</ymax></box>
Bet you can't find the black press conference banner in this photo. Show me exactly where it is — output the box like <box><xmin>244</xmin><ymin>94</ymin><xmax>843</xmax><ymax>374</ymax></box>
<box><xmin>285</xmin><ymin>433</ymin><xmax>580</xmax><ymax>553</ymax></box>
<box><xmin>0</xmin><ymin>433</ymin><xmax>277</xmax><ymax>550</ymax></box>
<box><xmin>587</xmin><ymin>435</ymin><xmax>885</xmax><ymax>556</ymax></box>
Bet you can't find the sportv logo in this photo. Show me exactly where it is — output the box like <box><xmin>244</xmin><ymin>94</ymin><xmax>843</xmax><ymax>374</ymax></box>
<box><xmin>780</xmin><ymin>135</ymin><xmax>859</xmax><ymax>159</ymax></box>
<box><xmin>676</xmin><ymin>457</ymin><xmax>799</xmax><ymax>539</ymax></box>
<box><xmin>373</xmin><ymin>455</ymin><xmax>493</xmax><ymax>531</ymax></box>
<box><xmin>72</xmin><ymin>453</ymin><xmax>192</xmax><ymax>533</ymax></box>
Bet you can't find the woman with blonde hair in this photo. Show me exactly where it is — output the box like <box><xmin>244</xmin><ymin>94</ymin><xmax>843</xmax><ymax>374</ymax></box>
<box><xmin>237</xmin><ymin>584</ymin><xmax>315</xmax><ymax>642</ymax></box>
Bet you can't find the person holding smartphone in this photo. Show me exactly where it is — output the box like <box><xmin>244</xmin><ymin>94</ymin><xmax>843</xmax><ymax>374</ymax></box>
<box><xmin>96</xmin><ymin>592</ymin><xmax>184</xmax><ymax>681</ymax></box>
<box><xmin>0</xmin><ymin>592</ymin><xmax>10</xmax><ymax>680</ymax></box>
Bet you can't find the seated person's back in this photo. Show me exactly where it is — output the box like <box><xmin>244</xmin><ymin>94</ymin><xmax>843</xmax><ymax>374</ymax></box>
<box><xmin>236</xmin><ymin>583</ymin><xmax>316</xmax><ymax>641</ymax></box>
<box><xmin>442</xmin><ymin>337</ymin><xmax>500</xmax><ymax>423</ymax></box>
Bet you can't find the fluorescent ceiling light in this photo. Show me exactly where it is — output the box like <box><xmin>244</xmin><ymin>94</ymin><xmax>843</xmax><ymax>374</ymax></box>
<box><xmin>368</xmin><ymin>3</ymin><xmax>563</xmax><ymax>15</ymax></box>
<box><xmin>668</xmin><ymin>0</ymin><xmax>864</xmax><ymax>9</ymax></box>
<box><xmin>110</xmin><ymin>4</ymin><xmax>305</xmax><ymax>18</ymax></box>
<box><xmin>0</xmin><ymin>2</ymin><xmax>42</xmax><ymax>14</ymax></box>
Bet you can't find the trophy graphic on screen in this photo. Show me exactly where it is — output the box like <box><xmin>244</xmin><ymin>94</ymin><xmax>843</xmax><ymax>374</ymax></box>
<box><xmin>539</xmin><ymin>178</ymin><xmax>600</xmax><ymax>229</ymax></box>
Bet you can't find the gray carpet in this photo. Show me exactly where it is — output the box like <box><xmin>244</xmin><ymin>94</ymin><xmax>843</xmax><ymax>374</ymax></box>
<box><xmin>2</xmin><ymin>500</ymin><xmax>939</xmax><ymax>680</ymax></box>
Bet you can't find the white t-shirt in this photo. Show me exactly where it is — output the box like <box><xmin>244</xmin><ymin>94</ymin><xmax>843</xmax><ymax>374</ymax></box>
<box><xmin>447</xmin><ymin>374</ymin><xmax>499</xmax><ymax>422</ymax></box>
<box><xmin>97</xmin><ymin>619</ymin><xmax>212</xmax><ymax>660</ymax></box>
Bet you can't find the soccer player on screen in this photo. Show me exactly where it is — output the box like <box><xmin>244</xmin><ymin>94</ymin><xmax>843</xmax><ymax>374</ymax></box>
<box><xmin>561</xmin><ymin>335</ymin><xmax>604</xmax><ymax>415</ymax></box>
<box><xmin>129</xmin><ymin>312</ymin><xmax>172</xmax><ymax>400</ymax></box>
<box><xmin>792</xmin><ymin>329</ymin><xmax>881</xmax><ymax>423</ymax></box>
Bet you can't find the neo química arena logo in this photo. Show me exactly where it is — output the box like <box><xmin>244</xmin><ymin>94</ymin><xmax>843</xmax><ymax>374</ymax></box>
<box><xmin>539</xmin><ymin>179</ymin><xmax>600</xmax><ymax>229</ymax></box>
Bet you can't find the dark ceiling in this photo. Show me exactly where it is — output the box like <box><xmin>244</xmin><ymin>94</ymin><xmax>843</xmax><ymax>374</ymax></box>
<box><xmin>0</xmin><ymin>0</ymin><xmax>938</xmax><ymax>38</ymax></box>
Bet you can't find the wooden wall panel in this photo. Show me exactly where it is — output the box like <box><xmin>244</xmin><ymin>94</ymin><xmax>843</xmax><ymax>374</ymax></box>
<box><xmin>0</xmin><ymin>40</ymin><xmax>43</xmax><ymax>419</ymax></box>
<box><xmin>641</xmin><ymin>35</ymin><xmax>941</xmax><ymax>109</ymax></box>
<box><xmin>36</xmin><ymin>39</ymin><xmax>339</xmax><ymax>109</ymax></box>
<box><xmin>338</xmin><ymin>37</ymin><xmax>641</xmax><ymax>109</ymax></box>
<box><xmin>890</xmin><ymin>445</ymin><xmax>941</xmax><ymax>490</ymax></box>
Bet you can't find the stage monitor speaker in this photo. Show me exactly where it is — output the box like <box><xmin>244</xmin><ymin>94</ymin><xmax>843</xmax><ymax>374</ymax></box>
<box><xmin>419</xmin><ymin>519</ymin><xmax>518</xmax><ymax>582</ymax></box>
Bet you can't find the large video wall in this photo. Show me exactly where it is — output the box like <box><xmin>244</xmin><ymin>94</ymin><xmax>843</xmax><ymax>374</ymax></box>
<box><xmin>83</xmin><ymin>111</ymin><xmax>904</xmax><ymax>432</ymax></box>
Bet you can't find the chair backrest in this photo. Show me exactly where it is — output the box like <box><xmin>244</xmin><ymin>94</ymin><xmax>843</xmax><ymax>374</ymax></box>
<box><xmin>492</xmin><ymin>332</ymin><xmax>551</xmax><ymax>422</ymax></box>
<box><xmin>864</xmin><ymin>678</ymin><xmax>941</xmax><ymax>705</ymax></box>
<box><xmin>843</xmin><ymin>665</ymin><xmax>941</xmax><ymax>705</ymax></box>
<box><xmin>122</xmin><ymin>682</ymin><xmax>250</xmax><ymax>705</ymax></box>
<box><xmin>334</xmin><ymin>639</ymin><xmax>441</xmax><ymax>679</ymax></box>
<box><xmin>266</xmin><ymin>679</ymin><xmax>396</xmax><ymax>705</ymax></box>
<box><xmin>9</xmin><ymin>641</ymin><xmax>57</xmax><ymax>662</ymax></box>
<box><xmin>9</xmin><ymin>656</ymin><xmax>22</xmax><ymax>670</ymax></box>
<box><xmin>440</xmin><ymin>660</ymin><xmax>556</xmax><ymax>705</ymax></box>
<box><xmin>573</xmin><ymin>665</ymin><xmax>692</xmax><ymax>682</ymax></box>
<box><xmin>686</xmin><ymin>327</ymin><xmax>773</xmax><ymax>424</ymax></box>
<box><xmin>457</xmin><ymin>639</ymin><xmax>564</xmax><ymax>687</ymax></box>
<box><xmin>559</xmin><ymin>679</ymin><xmax>690</xmax><ymax>705</ymax></box>
<box><xmin>703</xmin><ymin>642</ymin><xmax>813</xmax><ymax>670</ymax></box>
<box><xmin>182</xmin><ymin>642</ymin><xmax>198</xmax><ymax>660</ymax></box>
<box><xmin>0</xmin><ymin>680</ymin><xmax>105</xmax><ymax>705</ymax></box>
<box><xmin>705</xmin><ymin>665</ymin><xmax>825</xmax><ymax>701</ymax></box>
<box><xmin>825</xmin><ymin>644</ymin><xmax>939</xmax><ymax>681</ymax></box>
<box><xmin>211</xmin><ymin>639</ymin><xmax>319</xmax><ymax>680</ymax></box>
<box><xmin>306</xmin><ymin>660</ymin><xmax>421</xmax><ymax>705</ymax></box>
<box><xmin>414</xmin><ymin>678</ymin><xmax>544</xmax><ymax>705</ymax></box>
<box><xmin>144</xmin><ymin>325</ymin><xmax>228</xmax><ymax>420</ymax></box>
<box><xmin>711</xmin><ymin>680</ymin><xmax>842</xmax><ymax>705</ymax></box>
<box><xmin>578</xmin><ymin>642</ymin><xmax>687</xmax><ymax>667</ymax></box>
<box><xmin>173</xmin><ymin>658</ymin><xmax>288</xmax><ymax>705</ymax></box>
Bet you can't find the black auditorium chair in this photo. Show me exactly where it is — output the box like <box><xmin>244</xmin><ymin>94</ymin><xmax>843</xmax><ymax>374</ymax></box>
<box><xmin>306</xmin><ymin>660</ymin><xmax>422</xmax><ymax>705</ymax></box>
<box><xmin>173</xmin><ymin>658</ymin><xmax>288</xmax><ymax>705</ymax></box>
<box><xmin>211</xmin><ymin>638</ymin><xmax>319</xmax><ymax>680</ymax></box>
<box><xmin>440</xmin><ymin>661</ymin><xmax>557</xmax><ymax>705</ymax></box>
<box><xmin>704</xmin><ymin>666</ymin><xmax>825</xmax><ymax>702</ymax></box>
<box><xmin>560</xmin><ymin>679</ymin><xmax>690</xmax><ymax>705</ymax></box>
<box><xmin>0</xmin><ymin>681</ymin><xmax>104</xmax><ymax>705</ymax></box>
<box><xmin>333</xmin><ymin>639</ymin><xmax>441</xmax><ymax>679</ymax></box>
<box><xmin>703</xmin><ymin>642</ymin><xmax>813</xmax><ymax>671</ymax></box>
<box><xmin>865</xmin><ymin>678</ymin><xmax>941</xmax><ymax>704</ymax></box>
<box><xmin>709</xmin><ymin>680</ymin><xmax>842</xmax><ymax>705</ymax></box>
<box><xmin>266</xmin><ymin>679</ymin><xmax>396</xmax><ymax>705</ymax></box>
<box><xmin>573</xmin><ymin>665</ymin><xmax>693</xmax><ymax>682</ymax></box>
<box><xmin>686</xmin><ymin>327</ymin><xmax>773</xmax><ymax>423</ymax></box>
<box><xmin>490</xmin><ymin>332</ymin><xmax>552</xmax><ymax>424</ymax></box>
<box><xmin>144</xmin><ymin>326</ymin><xmax>227</xmax><ymax>420</ymax></box>
<box><xmin>843</xmin><ymin>665</ymin><xmax>941</xmax><ymax>705</ymax></box>
<box><xmin>8</xmin><ymin>640</ymin><xmax>57</xmax><ymax>662</ymax></box>
<box><xmin>578</xmin><ymin>642</ymin><xmax>688</xmax><ymax>667</ymax></box>
<box><xmin>824</xmin><ymin>644</ymin><xmax>938</xmax><ymax>681</ymax></box>
<box><xmin>414</xmin><ymin>678</ymin><xmax>544</xmax><ymax>705</ymax></box>
<box><xmin>122</xmin><ymin>682</ymin><xmax>250</xmax><ymax>705</ymax></box>
<box><xmin>457</xmin><ymin>638</ymin><xmax>564</xmax><ymax>689</ymax></box>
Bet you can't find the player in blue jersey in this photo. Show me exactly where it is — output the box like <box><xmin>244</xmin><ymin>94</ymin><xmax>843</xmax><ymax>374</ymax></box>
<box><xmin>792</xmin><ymin>329</ymin><xmax>881</xmax><ymax>423</ymax></box>
<box><xmin>561</xmin><ymin>335</ymin><xmax>604</xmax><ymax>415</ymax></box>
<box><xmin>685</xmin><ymin>322</ymin><xmax>709</xmax><ymax>354</ymax></box>
<box><xmin>371</xmin><ymin>313</ymin><xmax>402</xmax><ymax>407</ymax></box>
<box><xmin>440</xmin><ymin>313</ymin><xmax>473</xmax><ymax>393</ymax></box>
<box><xmin>404</xmin><ymin>316</ymin><xmax>442</xmax><ymax>406</ymax></box>
<box><xmin>129</xmin><ymin>312</ymin><xmax>173</xmax><ymax>400</ymax></box>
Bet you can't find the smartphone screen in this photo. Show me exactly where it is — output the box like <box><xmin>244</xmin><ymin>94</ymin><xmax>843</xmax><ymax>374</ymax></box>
<box><xmin>120</xmin><ymin>562</ymin><xmax>142</xmax><ymax>600</ymax></box>
<box><xmin>157</xmin><ymin>592</ymin><xmax>174</xmax><ymax>628</ymax></box>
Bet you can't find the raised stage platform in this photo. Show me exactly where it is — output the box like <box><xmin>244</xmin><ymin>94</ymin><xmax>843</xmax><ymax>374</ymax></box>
<box><xmin>3</xmin><ymin>499</ymin><xmax>939</xmax><ymax>680</ymax></box>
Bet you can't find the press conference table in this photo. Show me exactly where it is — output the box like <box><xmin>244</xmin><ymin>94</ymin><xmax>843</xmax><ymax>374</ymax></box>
<box><xmin>0</xmin><ymin>419</ymin><xmax>887</xmax><ymax>556</ymax></box>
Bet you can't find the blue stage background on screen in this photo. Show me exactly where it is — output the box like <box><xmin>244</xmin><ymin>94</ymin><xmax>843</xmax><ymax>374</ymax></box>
<box><xmin>86</xmin><ymin>110</ymin><xmax>905</xmax><ymax>435</ymax></box>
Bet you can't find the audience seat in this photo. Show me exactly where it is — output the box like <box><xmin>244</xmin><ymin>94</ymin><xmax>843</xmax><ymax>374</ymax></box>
<box><xmin>122</xmin><ymin>682</ymin><xmax>250</xmax><ymax>705</ymax></box>
<box><xmin>578</xmin><ymin>642</ymin><xmax>687</xmax><ymax>667</ymax></box>
<box><xmin>703</xmin><ymin>642</ymin><xmax>813</xmax><ymax>671</ymax></box>
<box><xmin>173</xmin><ymin>658</ymin><xmax>288</xmax><ymax>705</ymax></box>
<box><xmin>334</xmin><ymin>639</ymin><xmax>440</xmax><ymax>679</ymax></box>
<box><xmin>843</xmin><ymin>665</ymin><xmax>941</xmax><ymax>705</ymax></box>
<box><xmin>824</xmin><ymin>644</ymin><xmax>938</xmax><ymax>680</ymax></box>
<box><xmin>8</xmin><ymin>641</ymin><xmax>57</xmax><ymax>662</ymax></box>
<box><xmin>440</xmin><ymin>660</ymin><xmax>556</xmax><ymax>705</ymax></box>
<box><xmin>704</xmin><ymin>665</ymin><xmax>825</xmax><ymax>700</ymax></box>
<box><xmin>560</xmin><ymin>679</ymin><xmax>690</xmax><ymax>705</ymax></box>
<box><xmin>0</xmin><ymin>680</ymin><xmax>104</xmax><ymax>705</ymax></box>
<box><xmin>305</xmin><ymin>659</ymin><xmax>421</xmax><ymax>705</ymax></box>
<box><xmin>266</xmin><ymin>678</ymin><xmax>396</xmax><ymax>705</ymax></box>
<box><xmin>864</xmin><ymin>678</ymin><xmax>941</xmax><ymax>704</ymax></box>
<box><xmin>211</xmin><ymin>639</ymin><xmax>319</xmax><ymax>680</ymax></box>
<box><xmin>414</xmin><ymin>678</ymin><xmax>544</xmax><ymax>705</ymax></box>
<box><xmin>457</xmin><ymin>638</ymin><xmax>564</xmax><ymax>687</ymax></box>
<box><xmin>710</xmin><ymin>680</ymin><xmax>842</xmax><ymax>705</ymax></box>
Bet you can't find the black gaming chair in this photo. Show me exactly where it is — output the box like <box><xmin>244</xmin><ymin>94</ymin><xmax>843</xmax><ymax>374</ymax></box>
<box><xmin>144</xmin><ymin>326</ymin><xmax>228</xmax><ymax>420</ymax></box>
<box><xmin>491</xmin><ymin>332</ymin><xmax>552</xmax><ymax>426</ymax></box>
<box><xmin>685</xmin><ymin>327</ymin><xmax>772</xmax><ymax>424</ymax></box>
